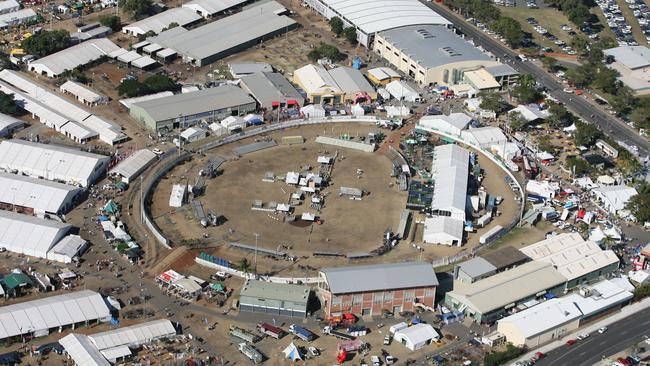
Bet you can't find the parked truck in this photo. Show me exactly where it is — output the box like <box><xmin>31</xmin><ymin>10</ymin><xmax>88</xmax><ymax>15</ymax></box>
<box><xmin>257</xmin><ymin>322</ymin><xmax>285</xmax><ymax>339</ymax></box>
<box><xmin>476</xmin><ymin>212</ymin><xmax>492</xmax><ymax>228</ymax></box>
<box><xmin>289</xmin><ymin>324</ymin><xmax>315</xmax><ymax>342</ymax></box>
<box><xmin>238</xmin><ymin>343</ymin><xmax>263</xmax><ymax>364</ymax></box>
<box><xmin>230</xmin><ymin>325</ymin><xmax>261</xmax><ymax>343</ymax></box>
<box><xmin>323</xmin><ymin>325</ymin><xmax>355</xmax><ymax>341</ymax></box>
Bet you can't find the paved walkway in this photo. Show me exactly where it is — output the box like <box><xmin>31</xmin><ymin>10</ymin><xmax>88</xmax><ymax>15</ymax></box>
<box><xmin>511</xmin><ymin>297</ymin><xmax>650</xmax><ymax>365</ymax></box>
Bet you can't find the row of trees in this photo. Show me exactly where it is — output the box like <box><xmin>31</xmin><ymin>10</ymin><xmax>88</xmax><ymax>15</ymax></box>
<box><xmin>119</xmin><ymin>0</ymin><xmax>151</xmax><ymax>19</ymax></box>
<box><xmin>21</xmin><ymin>29</ymin><xmax>70</xmax><ymax>57</ymax></box>
<box><xmin>328</xmin><ymin>17</ymin><xmax>358</xmax><ymax>45</ymax></box>
<box><xmin>117</xmin><ymin>74</ymin><xmax>180</xmax><ymax>97</ymax></box>
<box><xmin>307</xmin><ymin>42</ymin><xmax>344</xmax><ymax>62</ymax></box>
<box><xmin>445</xmin><ymin>0</ymin><xmax>524</xmax><ymax>47</ymax></box>
<box><xmin>544</xmin><ymin>0</ymin><xmax>596</xmax><ymax>28</ymax></box>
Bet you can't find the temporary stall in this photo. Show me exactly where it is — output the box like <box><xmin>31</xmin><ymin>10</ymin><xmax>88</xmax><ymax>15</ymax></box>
<box><xmin>351</xmin><ymin>103</ymin><xmax>365</xmax><ymax>116</ymax></box>
<box><xmin>385</xmin><ymin>105</ymin><xmax>410</xmax><ymax>118</ymax></box>
<box><xmin>385</xmin><ymin>80</ymin><xmax>420</xmax><ymax>102</ymax></box>
<box><xmin>220</xmin><ymin>116</ymin><xmax>246</xmax><ymax>131</ymax></box>
<box><xmin>208</xmin><ymin>122</ymin><xmax>229</xmax><ymax>136</ymax></box>
<box><xmin>300</xmin><ymin>104</ymin><xmax>326</xmax><ymax>118</ymax></box>
<box><xmin>169</xmin><ymin>184</ymin><xmax>187</xmax><ymax>207</ymax></box>
<box><xmin>393</xmin><ymin>324</ymin><xmax>439</xmax><ymax>351</ymax></box>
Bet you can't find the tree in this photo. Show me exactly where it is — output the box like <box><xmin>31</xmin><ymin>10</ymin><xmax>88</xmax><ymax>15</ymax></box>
<box><xmin>137</xmin><ymin>30</ymin><xmax>156</xmax><ymax>42</ymax></box>
<box><xmin>119</xmin><ymin>0</ymin><xmax>151</xmax><ymax>19</ymax></box>
<box><xmin>573</xmin><ymin>120</ymin><xmax>602</xmax><ymax>146</ymax></box>
<box><xmin>634</xmin><ymin>282</ymin><xmax>650</xmax><ymax>299</ymax></box>
<box><xmin>565</xmin><ymin>155</ymin><xmax>591</xmax><ymax>176</ymax></box>
<box><xmin>117</xmin><ymin>79</ymin><xmax>147</xmax><ymax>97</ymax></box>
<box><xmin>492</xmin><ymin>17</ymin><xmax>524</xmax><ymax>47</ymax></box>
<box><xmin>342</xmin><ymin>27</ymin><xmax>357</xmax><ymax>44</ymax></box>
<box><xmin>238</xmin><ymin>258</ymin><xmax>251</xmax><ymax>274</ymax></box>
<box><xmin>511</xmin><ymin>74</ymin><xmax>542</xmax><ymax>103</ymax></box>
<box><xmin>537</xmin><ymin>135</ymin><xmax>555</xmax><ymax>154</ymax></box>
<box><xmin>329</xmin><ymin>16</ymin><xmax>343</xmax><ymax>36</ymax></box>
<box><xmin>0</xmin><ymin>91</ymin><xmax>20</xmax><ymax>116</ymax></box>
<box><xmin>307</xmin><ymin>42</ymin><xmax>344</xmax><ymax>62</ymax></box>
<box><xmin>479</xmin><ymin>92</ymin><xmax>506</xmax><ymax>113</ymax></box>
<box><xmin>626</xmin><ymin>192</ymin><xmax>650</xmax><ymax>222</ymax></box>
<box><xmin>100</xmin><ymin>15</ymin><xmax>122</xmax><ymax>31</ymax></box>
<box><xmin>592</xmin><ymin>67</ymin><xmax>620</xmax><ymax>94</ymax></box>
<box><xmin>541</xmin><ymin>56</ymin><xmax>558</xmax><ymax>72</ymax></box>
<box><xmin>21</xmin><ymin>30</ymin><xmax>70</xmax><ymax>57</ymax></box>
<box><xmin>570</xmin><ymin>36</ymin><xmax>590</xmax><ymax>56</ymax></box>
<box><xmin>547</xmin><ymin>102</ymin><xmax>573</xmax><ymax>128</ymax></box>
<box><xmin>143</xmin><ymin>74</ymin><xmax>179</xmax><ymax>93</ymax></box>
<box><xmin>507</xmin><ymin>111</ymin><xmax>526</xmax><ymax>131</ymax></box>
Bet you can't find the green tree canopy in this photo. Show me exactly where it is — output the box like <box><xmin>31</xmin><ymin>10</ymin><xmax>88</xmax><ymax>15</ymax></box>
<box><xmin>329</xmin><ymin>16</ymin><xmax>343</xmax><ymax>36</ymax></box>
<box><xmin>0</xmin><ymin>91</ymin><xmax>20</xmax><ymax>116</ymax></box>
<box><xmin>99</xmin><ymin>15</ymin><xmax>122</xmax><ymax>31</ymax></box>
<box><xmin>592</xmin><ymin>67</ymin><xmax>620</xmax><ymax>94</ymax></box>
<box><xmin>143</xmin><ymin>74</ymin><xmax>179</xmax><ymax>93</ymax></box>
<box><xmin>546</xmin><ymin>102</ymin><xmax>573</xmax><ymax>128</ymax></box>
<box><xmin>342</xmin><ymin>27</ymin><xmax>357</xmax><ymax>44</ymax></box>
<box><xmin>511</xmin><ymin>74</ymin><xmax>542</xmax><ymax>103</ymax></box>
<box><xmin>21</xmin><ymin>30</ymin><xmax>70</xmax><ymax>57</ymax></box>
<box><xmin>565</xmin><ymin>155</ymin><xmax>591</xmax><ymax>176</ymax></box>
<box><xmin>117</xmin><ymin>79</ymin><xmax>147</xmax><ymax>97</ymax></box>
<box><xmin>541</xmin><ymin>56</ymin><xmax>558</xmax><ymax>72</ymax></box>
<box><xmin>119</xmin><ymin>0</ymin><xmax>151</xmax><ymax>19</ymax></box>
<box><xmin>627</xmin><ymin>192</ymin><xmax>650</xmax><ymax>223</ymax></box>
<box><xmin>507</xmin><ymin>111</ymin><xmax>527</xmax><ymax>131</ymax></box>
<box><xmin>479</xmin><ymin>91</ymin><xmax>507</xmax><ymax>113</ymax></box>
<box><xmin>573</xmin><ymin>120</ymin><xmax>602</xmax><ymax>146</ymax></box>
<box><xmin>493</xmin><ymin>17</ymin><xmax>524</xmax><ymax>47</ymax></box>
<box><xmin>307</xmin><ymin>42</ymin><xmax>344</xmax><ymax>62</ymax></box>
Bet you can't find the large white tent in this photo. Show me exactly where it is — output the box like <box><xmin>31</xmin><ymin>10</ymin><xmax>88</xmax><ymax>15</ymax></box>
<box><xmin>0</xmin><ymin>139</ymin><xmax>110</xmax><ymax>187</ymax></box>
<box><xmin>0</xmin><ymin>210</ymin><xmax>71</xmax><ymax>258</ymax></box>
<box><xmin>0</xmin><ymin>290</ymin><xmax>111</xmax><ymax>341</ymax></box>
<box><xmin>60</xmin><ymin>334</ymin><xmax>111</xmax><ymax>366</ymax></box>
<box><xmin>109</xmin><ymin>149</ymin><xmax>157</xmax><ymax>183</ymax></box>
<box><xmin>0</xmin><ymin>171</ymin><xmax>83</xmax><ymax>215</ymax></box>
<box><xmin>89</xmin><ymin>319</ymin><xmax>176</xmax><ymax>350</ymax></box>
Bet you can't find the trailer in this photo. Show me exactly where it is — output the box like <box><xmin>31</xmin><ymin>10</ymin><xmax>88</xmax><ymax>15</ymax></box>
<box><xmin>238</xmin><ymin>343</ymin><xmax>263</xmax><ymax>364</ymax></box>
<box><xmin>479</xmin><ymin>225</ymin><xmax>503</xmax><ymax>245</ymax></box>
<box><xmin>257</xmin><ymin>322</ymin><xmax>285</xmax><ymax>339</ymax></box>
<box><xmin>289</xmin><ymin>324</ymin><xmax>315</xmax><ymax>342</ymax></box>
<box><xmin>323</xmin><ymin>326</ymin><xmax>355</xmax><ymax>341</ymax></box>
<box><xmin>337</xmin><ymin>339</ymin><xmax>367</xmax><ymax>352</ymax></box>
<box><xmin>347</xmin><ymin>326</ymin><xmax>368</xmax><ymax>337</ymax></box>
<box><xmin>476</xmin><ymin>212</ymin><xmax>492</xmax><ymax>228</ymax></box>
<box><xmin>230</xmin><ymin>325</ymin><xmax>261</xmax><ymax>343</ymax></box>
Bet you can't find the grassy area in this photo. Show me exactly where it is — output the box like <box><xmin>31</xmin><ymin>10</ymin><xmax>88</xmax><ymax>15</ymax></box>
<box><xmin>614</xmin><ymin>0</ymin><xmax>648</xmax><ymax>45</ymax></box>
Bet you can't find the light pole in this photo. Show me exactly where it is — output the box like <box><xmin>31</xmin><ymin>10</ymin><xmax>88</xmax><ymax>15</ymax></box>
<box><xmin>253</xmin><ymin>233</ymin><xmax>259</xmax><ymax>277</ymax></box>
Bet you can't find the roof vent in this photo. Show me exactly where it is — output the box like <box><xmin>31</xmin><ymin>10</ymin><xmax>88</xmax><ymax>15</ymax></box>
<box><xmin>415</xmin><ymin>28</ymin><xmax>434</xmax><ymax>39</ymax></box>
<box><xmin>439</xmin><ymin>47</ymin><xmax>461</xmax><ymax>57</ymax></box>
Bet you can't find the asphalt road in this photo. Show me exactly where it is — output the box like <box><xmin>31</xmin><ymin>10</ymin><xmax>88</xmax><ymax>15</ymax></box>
<box><xmin>534</xmin><ymin>310</ymin><xmax>650</xmax><ymax>366</ymax></box>
<box><xmin>421</xmin><ymin>1</ymin><xmax>650</xmax><ymax>158</ymax></box>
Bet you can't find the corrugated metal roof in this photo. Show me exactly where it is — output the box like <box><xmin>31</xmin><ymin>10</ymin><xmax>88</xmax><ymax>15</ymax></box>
<box><xmin>60</xmin><ymin>80</ymin><xmax>105</xmax><ymax>104</ymax></box>
<box><xmin>239</xmin><ymin>280</ymin><xmax>311</xmax><ymax>306</ymax></box>
<box><xmin>328</xmin><ymin>67</ymin><xmax>375</xmax><ymax>95</ymax></box>
<box><xmin>109</xmin><ymin>149</ymin><xmax>157</xmax><ymax>181</ymax></box>
<box><xmin>604</xmin><ymin>46</ymin><xmax>650</xmax><ymax>69</ymax></box>
<box><xmin>27</xmin><ymin>38</ymin><xmax>120</xmax><ymax>76</ymax></box>
<box><xmin>240</xmin><ymin>72</ymin><xmax>304</xmax><ymax>108</ymax></box>
<box><xmin>182</xmin><ymin>0</ymin><xmax>246</xmax><ymax>16</ymax></box>
<box><xmin>431</xmin><ymin>144</ymin><xmax>469</xmax><ymax>219</ymax></box>
<box><xmin>321</xmin><ymin>262</ymin><xmax>438</xmax><ymax>294</ymax></box>
<box><xmin>123</xmin><ymin>7</ymin><xmax>201</xmax><ymax>35</ymax></box>
<box><xmin>457</xmin><ymin>257</ymin><xmax>497</xmax><ymax>278</ymax></box>
<box><xmin>0</xmin><ymin>171</ymin><xmax>82</xmax><ymax>214</ymax></box>
<box><xmin>131</xmin><ymin>85</ymin><xmax>254</xmax><ymax>122</ymax></box>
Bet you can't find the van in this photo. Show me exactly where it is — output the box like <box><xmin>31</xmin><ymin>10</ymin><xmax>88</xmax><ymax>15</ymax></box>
<box><xmin>371</xmin><ymin>355</ymin><xmax>381</xmax><ymax>366</ymax></box>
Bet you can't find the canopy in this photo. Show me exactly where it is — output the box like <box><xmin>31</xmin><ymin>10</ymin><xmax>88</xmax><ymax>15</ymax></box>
<box><xmin>283</xmin><ymin>342</ymin><xmax>302</xmax><ymax>361</ymax></box>
<box><xmin>103</xmin><ymin>200</ymin><xmax>118</xmax><ymax>214</ymax></box>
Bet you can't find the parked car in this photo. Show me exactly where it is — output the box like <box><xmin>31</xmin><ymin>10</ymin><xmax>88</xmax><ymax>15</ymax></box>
<box><xmin>577</xmin><ymin>332</ymin><xmax>590</xmax><ymax>340</ymax></box>
<box><xmin>383</xmin><ymin>335</ymin><xmax>392</xmax><ymax>345</ymax></box>
<box><xmin>308</xmin><ymin>346</ymin><xmax>320</xmax><ymax>357</ymax></box>
<box><xmin>598</xmin><ymin>326</ymin><xmax>608</xmax><ymax>334</ymax></box>
<box><xmin>566</xmin><ymin>339</ymin><xmax>577</xmax><ymax>346</ymax></box>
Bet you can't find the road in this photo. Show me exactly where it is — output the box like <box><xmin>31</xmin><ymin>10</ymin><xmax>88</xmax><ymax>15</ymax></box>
<box><xmin>421</xmin><ymin>1</ymin><xmax>650</xmax><ymax>158</ymax></box>
<box><xmin>535</xmin><ymin>311</ymin><xmax>650</xmax><ymax>366</ymax></box>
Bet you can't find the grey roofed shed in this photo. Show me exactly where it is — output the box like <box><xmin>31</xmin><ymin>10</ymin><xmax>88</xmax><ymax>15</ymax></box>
<box><xmin>481</xmin><ymin>246</ymin><xmax>530</xmax><ymax>270</ymax></box>
<box><xmin>240</xmin><ymin>72</ymin><xmax>304</xmax><ymax>108</ymax></box>
<box><xmin>321</xmin><ymin>262</ymin><xmax>438</xmax><ymax>294</ymax></box>
<box><xmin>239</xmin><ymin>279</ymin><xmax>311</xmax><ymax>317</ymax></box>
<box><xmin>378</xmin><ymin>25</ymin><xmax>492</xmax><ymax>69</ymax></box>
<box><xmin>328</xmin><ymin>66</ymin><xmax>375</xmax><ymax>95</ymax></box>
<box><xmin>484</xmin><ymin>64</ymin><xmax>519</xmax><ymax>78</ymax></box>
<box><xmin>455</xmin><ymin>257</ymin><xmax>496</xmax><ymax>279</ymax></box>
<box><xmin>130</xmin><ymin>85</ymin><xmax>254</xmax><ymax>122</ymax></box>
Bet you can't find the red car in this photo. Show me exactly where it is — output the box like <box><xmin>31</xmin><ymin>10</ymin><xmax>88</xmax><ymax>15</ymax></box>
<box><xmin>535</xmin><ymin>352</ymin><xmax>546</xmax><ymax>359</ymax></box>
<box><xmin>565</xmin><ymin>339</ymin><xmax>577</xmax><ymax>346</ymax></box>
<box><xmin>617</xmin><ymin>358</ymin><xmax>632</xmax><ymax>366</ymax></box>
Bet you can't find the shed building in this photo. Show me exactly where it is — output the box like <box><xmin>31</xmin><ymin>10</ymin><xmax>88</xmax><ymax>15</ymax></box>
<box><xmin>418</xmin><ymin>113</ymin><xmax>472</xmax><ymax>136</ymax></box>
<box><xmin>109</xmin><ymin>149</ymin><xmax>157</xmax><ymax>184</ymax></box>
<box><xmin>122</xmin><ymin>7</ymin><xmax>202</xmax><ymax>36</ymax></box>
<box><xmin>0</xmin><ymin>113</ymin><xmax>24</xmax><ymax>137</ymax></box>
<box><xmin>454</xmin><ymin>246</ymin><xmax>530</xmax><ymax>284</ymax></box>
<box><xmin>393</xmin><ymin>323</ymin><xmax>440</xmax><ymax>351</ymax></box>
<box><xmin>0</xmin><ymin>290</ymin><xmax>111</xmax><ymax>342</ymax></box>
<box><xmin>0</xmin><ymin>171</ymin><xmax>83</xmax><ymax>216</ymax></box>
<box><xmin>149</xmin><ymin>1</ymin><xmax>297</xmax><ymax>66</ymax></box>
<box><xmin>0</xmin><ymin>8</ymin><xmax>36</xmax><ymax>28</ymax></box>
<box><xmin>591</xmin><ymin>185</ymin><xmax>638</xmax><ymax>216</ymax></box>
<box><xmin>129</xmin><ymin>85</ymin><xmax>255</xmax><ymax>132</ymax></box>
<box><xmin>373</xmin><ymin>25</ymin><xmax>500</xmax><ymax>86</ymax></box>
<box><xmin>367</xmin><ymin>67</ymin><xmax>401</xmax><ymax>86</ymax></box>
<box><xmin>384</xmin><ymin>80</ymin><xmax>421</xmax><ymax>102</ymax></box>
<box><xmin>603</xmin><ymin>46</ymin><xmax>650</xmax><ymax>95</ymax></box>
<box><xmin>460</xmin><ymin>126</ymin><xmax>507</xmax><ymax>148</ymax></box>
<box><xmin>444</xmin><ymin>261</ymin><xmax>567</xmax><ymax>323</ymax></box>
<box><xmin>60</xmin><ymin>81</ymin><xmax>109</xmax><ymax>106</ymax></box>
<box><xmin>0</xmin><ymin>0</ymin><xmax>20</xmax><ymax>15</ymax></box>
<box><xmin>0</xmin><ymin>139</ymin><xmax>110</xmax><ymax>187</ymax></box>
<box><xmin>182</xmin><ymin>0</ymin><xmax>246</xmax><ymax>17</ymax></box>
<box><xmin>27</xmin><ymin>38</ymin><xmax>120</xmax><ymax>78</ymax></box>
<box><xmin>60</xmin><ymin>333</ymin><xmax>111</xmax><ymax>366</ymax></box>
<box><xmin>228</xmin><ymin>62</ymin><xmax>273</xmax><ymax>78</ymax></box>
<box><xmin>240</xmin><ymin>72</ymin><xmax>305</xmax><ymax>109</ymax></box>
<box><xmin>239</xmin><ymin>280</ymin><xmax>311</xmax><ymax>317</ymax></box>
<box><xmin>318</xmin><ymin>262</ymin><xmax>438</xmax><ymax>317</ymax></box>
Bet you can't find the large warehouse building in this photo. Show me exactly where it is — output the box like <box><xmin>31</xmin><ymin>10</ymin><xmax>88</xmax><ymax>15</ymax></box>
<box><xmin>129</xmin><ymin>85</ymin><xmax>256</xmax><ymax>132</ymax></box>
<box><xmin>445</xmin><ymin>261</ymin><xmax>567</xmax><ymax>323</ymax></box>
<box><xmin>239</xmin><ymin>280</ymin><xmax>312</xmax><ymax>317</ymax></box>
<box><xmin>240</xmin><ymin>72</ymin><xmax>305</xmax><ymax>109</ymax></box>
<box><xmin>0</xmin><ymin>210</ymin><xmax>87</xmax><ymax>262</ymax></box>
<box><xmin>0</xmin><ymin>139</ymin><xmax>110</xmax><ymax>187</ymax></box>
<box><xmin>454</xmin><ymin>246</ymin><xmax>530</xmax><ymax>284</ymax></box>
<box><xmin>0</xmin><ymin>171</ymin><xmax>83</xmax><ymax>216</ymax></box>
<box><xmin>423</xmin><ymin>144</ymin><xmax>469</xmax><ymax>246</ymax></box>
<box><xmin>0</xmin><ymin>290</ymin><xmax>111</xmax><ymax>342</ymax></box>
<box><xmin>603</xmin><ymin>46</ymin><xmax>650</xmax><ymax>95</ymax></box>
<box><xmin>292</xmin><ymin>64</ymin><xmax>376</xmax><ymax>104</ymax></box>
<box><xmin>373</xmin><ymin>25</ymin><xmax>501</xmax><ymax>87</ymax></box>
<box><xmin>318</xmin><ymin>262</ymin><xmax>438</xmax><ymax>317</ymax></box>
<box><xmin>148</xmin><ymin>1</ymin><xmax>297</xmax><ymax>66</ymax></box>
<box><xmin>122</xmin><ymin>7</ymin><xmax>202</xmax><ymax>36</ymax></box>
<box><xmin>303</xmin><ymin>0</ymin><xmax>450</xmax><ymax>46</ymax></box>
<box><xmin>26</xmin><ymin>38</ymin><xmax>121</xmax><ymax>78</ymax></box>
<box><xmin>519</xmin><ymin>233</ymin><xmax>619</xmax><ymax>290</ymax></box>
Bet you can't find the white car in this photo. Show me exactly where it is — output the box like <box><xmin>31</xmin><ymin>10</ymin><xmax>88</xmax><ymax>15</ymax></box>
<box><xmin>598</xmin><ymin>326</ymin><xmax>608</xmax><ymax>334</ymax></box>
<box><xmin>371</xmin><ymin>355</ymin><xmax>381</xmax><ymax>366</ymax></box>
<box><xmin>563</xmin><ymin>88</ymin><xmax>574</xmax><ymax>93</ymax></box>
<box><xmin>216</xmin><ymin>271</ymin><xmax>231</xmax><ymax>279</ymax></box>
<box><xmin>577</xmin><ymin>332</ymin><xmax>590</xmax><ymax>340</ymax></box>
<box><xmin>152</xmin><ymin>148</ymin><xmax>163</xmax><ymax>155</ymax></box>
<box><xmin>308</xmin><ymin>346</ymin><xmax>320</xmax><ymax>357</ymax></box>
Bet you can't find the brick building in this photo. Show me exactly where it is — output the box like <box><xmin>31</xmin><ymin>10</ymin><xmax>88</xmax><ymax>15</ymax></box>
<box><xmin>317</xmin><ymin>262</ymin><xmax>438</xmax><ymax>317</ymax></box>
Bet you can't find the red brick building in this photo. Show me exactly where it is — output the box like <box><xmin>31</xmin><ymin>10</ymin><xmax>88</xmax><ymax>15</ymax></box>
<box><xmin>317</xmin><ymin>262</ymin><xmax>438</xmax><ymax>317</ymax></box>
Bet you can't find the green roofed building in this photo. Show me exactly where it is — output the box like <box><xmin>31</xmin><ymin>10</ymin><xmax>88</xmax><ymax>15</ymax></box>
<box><xmin>239</xmin><ymin>280</ymin><xmax>312</xmax><ymax>317</ymax></box>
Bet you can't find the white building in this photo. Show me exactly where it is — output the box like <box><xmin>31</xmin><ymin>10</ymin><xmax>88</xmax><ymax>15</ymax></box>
<box><xmin>461</xmin><ymin>126</ymin><xmax>507</xmax><ymax>149</ymax></box>
<box><xmin>0</xmin><ymin>113</ymin><xmax>24</xmax><ymax>137</ymax></box>
<box><xmin>27</xmin><ymin>38</ymin><xmax>120</xmax><ymax>77</ymax></box>
<box><xmin>182</xmin><ymin>0</ymin><xmax>246</xmax><ymax>17</ymax></box>
<box><xmin>424</xmin><ymin>144</ymin><xmax>469</xmax><ymax>246</ymax></box>
<box><xmin>109</xmin><ymin>149</ymin><xmax>158</xmax><ymax>184</ymax></box>
<box><xmin>592</xmin><ymin>185</ymin><xmax>638</xmax><ymax>216</ymax></box>
<box><xmin>418</xmin><ymin>113</ymin><xmax>472</xmax><ymax>136</ymax></box>
<box><xmin>385</xmin><ymin>80</ymin><xmax>421</xmax><ymax>102</ymax></box>
<box><xmin>48</xmin><ymin>235</ymin><xmax>87</xmax><ymax>263</ymax></box>
<box><xmin>393</xmin><ymin>323</ymin><xmax>440</xmax><ymax>351</ymax></box>
<box><xmin>0</xmin><ymin>139</ymin><xmax>110</xmax><ymax>187</ymax></box>
<box><xmin>0</xmin><ymin>290</ymin><xmax>111</xmax><ymax>342</ymax></box>
<box><xmin>60</xmin><ymin>81</ymin><xmax>109</xmax><ymax>106</ymax></box>
<box><xmin>180</xmin><ymin>126</ymin><xmax>207</xmax><ymax>143</ymax></box>
<box><xmin>519</xmin><ymin>233</ymin><xmax>620</xmax><ymax>289</ymax></box>
<box><xmin>220</xmin><ymin>116</ymin><xmax>246</xmax><ymax>131</ymax></box>
<box><xmin>0</xmin><ymin>171</ymin><xmax>83</xmax><ymax>215</ymax></box>
<box><xmin>508</xmin><ymin>104</ymin><xmax>549</xmax><ymax>123</ymax></box>
<box><xmin>169</xmin><ymin>184</ymin><xmax>187</xmax><ymax>207</ymax></box>
<box><xmin>60</xmin><ymin>333</ymin><xmax>111</xmax><ymax>366</ymax></box>
<box><xmin>526</xmin><ymin>180</ymin><xmax>559</xmax><ymax>199</ymax></box>
<box><xmin>208</xmin><ymin>122</ymin><xmax>229</xmax><ymax>136</ymax></box>
<box><xmin>122</xmin><ymin>7</ymin><xmax>202</xmax><ymax>36</ymax></box>
<box><xmin>301</xmin><ymin>104</ymin><xmax>326</xmax><ymax>118</ymax></box>
<box><xmin>0</xmin><ymin>0</ymin><xmax>20</xmax><ymax>15</ymax></box>
<box><xmin>0</xmin><ymin>8</ymin><xmax>36</xmax><ymax>28</ymax></box>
